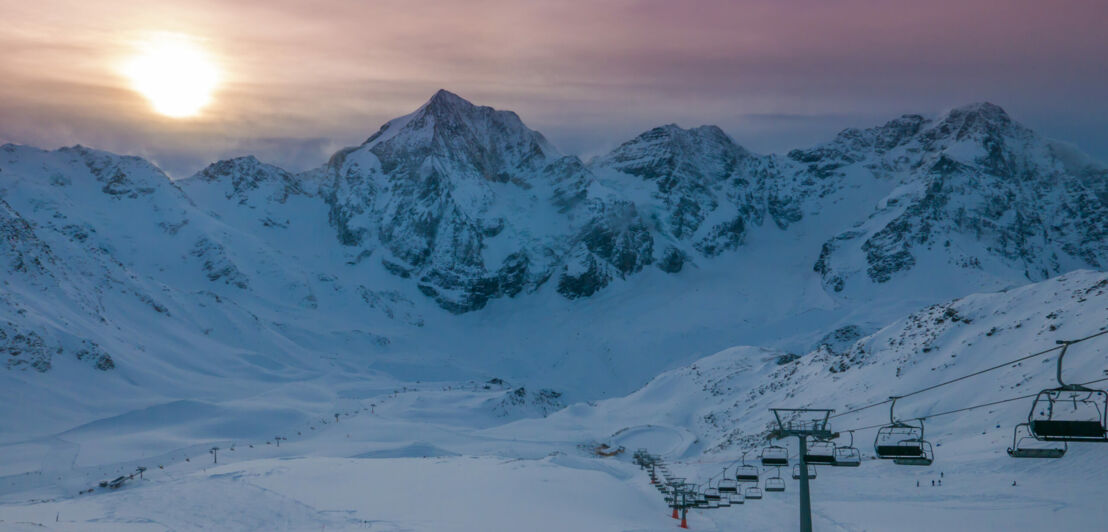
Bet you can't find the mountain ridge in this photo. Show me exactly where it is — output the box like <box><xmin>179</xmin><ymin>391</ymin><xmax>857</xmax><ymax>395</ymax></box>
<box><xmin>1</xmin><ymin>93</ymin><xmax>1105</xmax><ymax>420</ymax></box>
<box><xmin>4</xmin><ymin>94</ymin><xmax>1106</xmax><ymax>314</ymax></box>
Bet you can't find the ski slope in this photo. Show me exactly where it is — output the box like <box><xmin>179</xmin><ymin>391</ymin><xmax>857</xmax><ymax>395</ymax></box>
<box><xmin>2</xmin><ymin>271</ymin><xmax>1106</xmax><ymax>530</ymax></box>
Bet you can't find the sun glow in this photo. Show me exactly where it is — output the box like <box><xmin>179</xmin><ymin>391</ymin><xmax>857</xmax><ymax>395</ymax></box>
<box><xmin>123</xmin><ymin>34</ymin><xmax>219</xmax><ymax>118</ymax></box>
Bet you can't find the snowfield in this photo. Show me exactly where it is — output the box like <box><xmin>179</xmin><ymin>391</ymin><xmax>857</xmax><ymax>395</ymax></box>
<box><xmin>2</xmin><ymin>271</ymin><xmax>1106</xmax><ymax>530</ymax></box>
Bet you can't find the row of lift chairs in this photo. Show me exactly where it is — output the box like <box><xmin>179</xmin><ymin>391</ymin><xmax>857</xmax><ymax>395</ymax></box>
<box><xmin>632</xmin><ymin>343</ymin><xmax>1108</xmax><ymax>526</ymax></box>
<box><xmin>867</xmin><ymin>340</ymin><xmax>1108</xmax><ymax>463</ymax></box>
<box><xmin>1008</xmin><ymin>340</ymin><xmax>1108</xmax><ymax>457</ymax></box>
<box><xmin>632</xmin><ymin>340</ymin><xmax>1108</xmax><ymax>527</ymax></box>
<box><xmin>632</xmin><ymin>435</ymin><xmax>864</xmax><ymax>528</ymax></box>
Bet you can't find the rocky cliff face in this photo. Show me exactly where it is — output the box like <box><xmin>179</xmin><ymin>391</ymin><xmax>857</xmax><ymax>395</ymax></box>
<box><xmin>312</xmin><ymin>95</ymin><xmax>1108</xmax><ymax>310</ymax></box>
<box><xmin>805</xmin><ymin>103</ymin><xmax>1108</xmax><ymax>292</ymax></box>
<box><xmin>0</xmin><ymin>93</ymin><xmax>1105</xmax><ymax>382</ymax></box>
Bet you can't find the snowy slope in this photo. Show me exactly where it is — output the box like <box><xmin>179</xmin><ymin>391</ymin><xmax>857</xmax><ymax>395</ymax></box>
<box><xmin>1</xmin><ymin>92</ymin><xmax>1106</xmax><ymax>442</ymax></box>
<box><xmin>1</xmin><ymin>272</ymin><xmax>1106</xmax><ymax>531</ymax></box>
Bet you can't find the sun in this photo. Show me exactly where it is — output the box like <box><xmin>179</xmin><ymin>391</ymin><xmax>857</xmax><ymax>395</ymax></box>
<box><xmin>123</xmin><ymin>34</ymin><xmax>219</xmax><ymax>118</ymax></box>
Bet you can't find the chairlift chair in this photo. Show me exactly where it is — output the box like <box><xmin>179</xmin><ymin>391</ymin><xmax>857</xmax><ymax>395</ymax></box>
<box><xmin>718</xmin><ymin>477</ymin><xmax>739</xmax><ymax>493</ymax></box>
<box><xmin>892</xmin><ymin>439</ymin><xmax>934</xmax><ymax>466</ymax></box>
<box><xmin>704</xmin><ymin>487</ymin><xmax>721</xmax><ymax>501</ymax></box>
<box><xmin>832</xmin><ymin>430</ymin><xmax>862</xmax><ymax>467</ymax></box>
<box><xmin>874</xmin><ymin>397</ymin><xmax>935</xmax><ymax>465</ymax></box>
<box><xmin>875</xmin><ymin>423</ymin><xmax>927</xmax><ymax>458</ymax></box>
<box><xmin>804</xmin><ymin>437</ymin><xmax>837</xmax><ymax>464</ymax></box>
<box><xmin>1008</xmin><ymin>422</ymin><xmax>1066</xmax><ymax>458</ymax></box>
<box><xmin>735</xmin><ymin>450</ymin><xmax>760</xmax><ymax>482</ymax></box>
<box><xmin>744</xmin><ymin>486</ymin><xmax>763</xmax><ymax>500</ymax></box>
<box><xmin>730</xmin><ymin>492</ymin><xmax>745</xmax><ymax>505</ymax></box>
<box><xmin>792</xmin><ymin>463</ymin><xmax>816</xmax><ymax>480</ymax></box>
<box><xmin>735</xmin><ymin>464</ymin><xmax>759</xmax><ymax>483</ymax></box>
<box><xmin>717</xmin><ymin>496</ymin><xmax>732</xmax><ymax>508</ymax></box>
<box><xmin>1027</xmin><ymin>341</ymin><xmax>1108</xmax><ymax>442</ymax></box>
<box><xmin>760</xmin><ymin>445</ymin><xmax>789</xmax><ymax>467</ymax></box>
<box><xmin>765</xmin><ymin>468</ymin><xmax>786</xmax><ymax>492</ymax></box>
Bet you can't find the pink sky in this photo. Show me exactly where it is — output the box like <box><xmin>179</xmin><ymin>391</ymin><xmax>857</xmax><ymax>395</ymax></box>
<box><xmin>2</xmin><ymin>0</ymin><xmax>1106</xmax><ymax>176</ymax></box>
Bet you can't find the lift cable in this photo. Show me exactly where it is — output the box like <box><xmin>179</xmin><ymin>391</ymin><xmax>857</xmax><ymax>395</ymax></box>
<box><xmin>839</xmin><ymin>375</ymin><xmax>1108</xmax><ymax>433</ymax></box>
<box><xmin>830</xmin><ymin>328</ymin><xmax>1108</xmax><ymax>420</ymax></box>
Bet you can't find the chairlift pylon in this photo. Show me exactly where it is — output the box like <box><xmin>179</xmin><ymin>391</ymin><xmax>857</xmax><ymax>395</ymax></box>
<box><xmin>1028</xmin><ymin>340</ymin><xmax>1108</xmax><ymax>442</ymax></box>
<box><xmin>874</xmin><ymin>396</ymin><xmax>934</xmax><ymax>466</ymax></box>
<box><xmin>1008</xmin><ymin>422</ymin><xmax>1066</xmax><ymax>458</ymax></box>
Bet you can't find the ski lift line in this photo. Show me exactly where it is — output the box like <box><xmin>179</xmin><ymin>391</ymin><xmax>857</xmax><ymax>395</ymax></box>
<box><xmin>839</xmin><ymin>375</ymin><xmax>1108</xmax><ymax>433</ymax></box>
<box><xmin>830</xmin><ymin>329</ymin><xmax>1108</xmax><ymax>420</ymax></box>
<box><xmin>831</xmin><ymin>344</ymin><xmax>1063</xmax><ymax>418</ymax></box>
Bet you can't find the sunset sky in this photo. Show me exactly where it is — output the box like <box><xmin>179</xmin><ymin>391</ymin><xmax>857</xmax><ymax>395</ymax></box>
<box><xmin>2</xmin><ymin>0</ymin><xmax>1107</xmax><ymax>177</ymax></box>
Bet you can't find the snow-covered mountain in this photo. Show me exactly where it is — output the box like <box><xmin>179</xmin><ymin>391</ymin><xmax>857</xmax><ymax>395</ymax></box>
<box><xmin>514</xmin><ymin>269</ymin><xmax>1108</xmax><ymax>456</ymax></box>
<box><xmin>2</xmin><ymin>91</ymin><xmax>1107</xmax><ymax>531</ymax></box>
<box><xmin>804</xmin><ymin>103</ymin><xmax>1108</xmax><ymax>293</ymax></box>
<box><xmin>1</xmin><ymin>90</ymin><xmax>1106</xmax><ymax>437</ymax></box>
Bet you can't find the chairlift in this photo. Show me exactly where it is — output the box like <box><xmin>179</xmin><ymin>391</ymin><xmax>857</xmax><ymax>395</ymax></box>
<box><xmin>760</xmin><ymin>444</ymin><xmax>789</xmax><ymax>467</ymax></box>
<box><xmin>730</xmin><ymin>492</ymin><xmax>745</xmax><ymax>505</ymax></box>
<box><xmin>717</xmin><ymin>496</ymin><xmax>731</xmax><ymax>508</ymax></box>
<box><xmin>765</xmin><ymin>467</ymin><xmax>786</xmax><ymax>492</ymax></box>
<box><xmin>792</xmin><ymin>463</ymin><xmax>817</xmax><ymax>480</ymax></box>
<box><xmin>744</xmin><ymin>486</ymin><xmax>763</xmax><ymax>500</ymax></box>
<box><xmin>704</xmin><ymin>487</ymin><xmax>721</xmax><ymax>501</ymax></box>
<box><xmin>892</xmin><ymin>439</ymin><xmax>934</xmax><ymax>466</ymax></box>
<box><xmin>1028</xmin><ymin>341</ymin><xmax>1108</xmax><ymax>442</ymax></box>
<box><xmin>804</xmin><ymin>437</ymin><xmax>837</xmax><ymax>464</ymax></box>
<box><xmin>736</xmin><ymin>450</ymin><xmax>760</xmax><ymax>482</ymax></box>
<box><xmin>718</xmin><ymin>475</ymin><xmax>739</xmax><ymax>493</ymax></box>
<box><xmin>874</xmin><ymin>397</ymin><xmax>935</xmax><ymax>465</ymax></box>
<box><xmin>1008</xmin><ymin>422</ymin><xmax>1066</xmax><ymax>458</ymax></box>
<box><xmin>832</xmin><ymin>430</ymin><xmax>862</xmax><ymax>467</ymax></box>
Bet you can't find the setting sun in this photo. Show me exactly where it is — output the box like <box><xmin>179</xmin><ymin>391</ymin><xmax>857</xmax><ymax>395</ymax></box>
<box><xmin>122</xmin><ymin>33</ymin><xmax>219</xmax><ymax>118</ymax></box>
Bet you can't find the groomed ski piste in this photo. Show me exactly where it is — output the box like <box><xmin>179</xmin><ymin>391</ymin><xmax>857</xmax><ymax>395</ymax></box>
<box><xmin>2</xmin><ymin>270</ymin><xmax>1106</xmax><ymax>531</ymax></box>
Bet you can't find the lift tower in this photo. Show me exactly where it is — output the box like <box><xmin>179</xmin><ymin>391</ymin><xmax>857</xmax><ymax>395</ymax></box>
<box><xmin>768</xmin><ymin>408</ymin><xmax>835</xmax><ymax>532</ymax></box>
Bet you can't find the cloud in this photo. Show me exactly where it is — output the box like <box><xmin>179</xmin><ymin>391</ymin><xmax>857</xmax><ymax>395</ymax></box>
<box><xmin>2</xmin><ymin>0</ymin><xmax>1107</xmax><ymax>174</ymax></box>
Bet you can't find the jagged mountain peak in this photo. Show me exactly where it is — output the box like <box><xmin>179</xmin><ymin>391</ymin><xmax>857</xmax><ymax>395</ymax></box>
<box><xmin>192</xmin><ymin>155</ymin><xmax>289</xmax><ymax>182</ymax></box>
<box><xmin>621</xmin><ymin>123</ymin><xmax>741</xmax><ymax>149</ymax></box>
<box><xmin>941</xmin><ymin>101</ymin><xmax>1011</xmax><ymax>125</ymax></box>
<box><xmin>185</xmin><ymin>155</ymin><xmax>304</xmax><ymax>203</ymax></box>
<box><xmin>924</xmin><ymin>101</ymin><xmax>1027</xmax><ymax>145</ymax></box>
<box><xmin>343</xmin><ymin>89</ymin><xmax>558</xmax><ymax>182</ymax></box>
<box><xmin>424</xmin><ymin>88</ymin><xmax>475</xmax><ymax>112</ymax></box>
<box><xmin>593</xmin><ymin>122</ymin><xmax>750</xmax><ymax>183</ymax></box>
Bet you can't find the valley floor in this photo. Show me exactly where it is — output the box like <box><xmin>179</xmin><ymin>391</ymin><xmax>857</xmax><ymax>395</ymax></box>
<box><xmin>2</xmin><ymin>379</ymin><xmax>1106</xmax><ymax>531</ymax></box>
